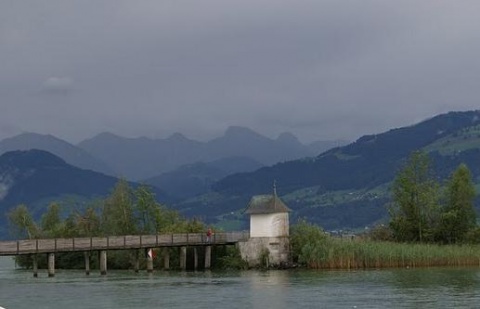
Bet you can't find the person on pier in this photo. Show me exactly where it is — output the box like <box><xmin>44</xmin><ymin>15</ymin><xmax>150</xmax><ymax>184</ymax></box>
<box><xmin>206</xmin><ymin>228</ymin><xmax>213</xmax><ymax>243</ymax></box>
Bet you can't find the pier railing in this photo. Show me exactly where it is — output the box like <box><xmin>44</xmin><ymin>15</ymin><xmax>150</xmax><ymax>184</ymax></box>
<box><xmin>0</xmin><ymin>231</ymin><xmax>250</xmax><ymax>256</ymax></box>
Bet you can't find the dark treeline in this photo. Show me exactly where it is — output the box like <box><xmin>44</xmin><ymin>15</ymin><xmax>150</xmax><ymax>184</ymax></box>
<box><xmin>8</xmin><ymin>179</ymin><xmax>244</xmax><ymax>270</ymax></box>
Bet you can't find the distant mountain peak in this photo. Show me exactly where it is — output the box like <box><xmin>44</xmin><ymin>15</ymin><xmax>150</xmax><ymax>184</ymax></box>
<box><xmin>77</xmin><ymin>132</ymin><xmax>125</xmax><ymax>146</ymax></box>
<box><xmin>276</xmin><ymin>132</ymin><xmax>300</xmax><ymax>144</ymax></box>
<box><xmin>0</xmin><ymin>132</ymin><xmax>113</xmax><ymax>176</ymax></box>
<box><xmin>0</xmin><ymin>149</ymin><xmax>67</xmax><ymax>169</ymax></box>
<box><xmin>167</xmin><ymin>132</ymin><xmax>189</xmax><ymax>142</ymax></box>
<box><xmin>90</xmin><ymin>132</ymin><xmax>123</xmax><ymax>140</ymax></box>
<box><xmin>4</xmin><ymin>132</ymin><xmax>58</xmax><ymax>142</ymax></box>
<box><xmin>224</xmin><ymin>126</ymin><xmax>263</xmax><ymax>139</ymax></box>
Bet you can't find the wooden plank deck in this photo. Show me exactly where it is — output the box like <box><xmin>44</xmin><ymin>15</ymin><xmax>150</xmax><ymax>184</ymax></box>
<box><xmin>0</xmin><ymin>232</ymin><xmax>250</xmax><ymax>256</ymax></box>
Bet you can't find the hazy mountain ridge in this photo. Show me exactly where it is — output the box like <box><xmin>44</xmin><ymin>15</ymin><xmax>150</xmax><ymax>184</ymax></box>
<box><xmin>77</xmin><ymin>126</ymin><xmax>346</xmax><ymax>180</ymax></box>
<box><xmin>214</xmin><ymin>111</ymin><xmax>480</xmax><ymax>196</ymax></box>
<box><xmin>0</xmin><ymin>133</ymin><xmax>113</xmax><ymax>175</ymax></box>
<box><xmin>144</xmin><ymin>156</ymin><xmax>264</xmax><ymax>200</ymax></box>
<box><xmin>0</xmin><ymin>129</ymin><xmax>345</xmax><ymax>201</ymax></box>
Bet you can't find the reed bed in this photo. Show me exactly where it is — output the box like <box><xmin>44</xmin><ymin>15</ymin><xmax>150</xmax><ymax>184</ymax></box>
<box><xmin>299</xmin><ymin>238</ymin><xmax>480</xmax><ymax>269</ymax></box>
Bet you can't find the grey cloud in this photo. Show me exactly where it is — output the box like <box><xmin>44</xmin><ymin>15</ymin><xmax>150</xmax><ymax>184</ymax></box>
<box><xmin>1</xmin><ymin>1</ymin><xmax>480</xmax><ymax>143</ymax></box>
<box><xmin>41</xmin><ymin>77</ymin><xmax>74</xmax><ymax>95</ymax></box>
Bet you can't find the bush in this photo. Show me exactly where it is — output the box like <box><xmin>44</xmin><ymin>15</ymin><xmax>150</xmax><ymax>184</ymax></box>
<box><xmin>367</xmin><ymin>224</ymin><xmax>394</xmax><ymax>241</ymax></box>
<box><xmin>290</xmin><ymin>220</ymin><xmax>328</xmax><ymax>264</ymax></box>
<box><xmin>464</xmin><ymin>226</ymin><xmax>480</xmax><ymax>244</ymax></box>
<box><xmin>215</xmin><ymin>246</ymin><xmax>248</xmax><ymax>270</ymax></box>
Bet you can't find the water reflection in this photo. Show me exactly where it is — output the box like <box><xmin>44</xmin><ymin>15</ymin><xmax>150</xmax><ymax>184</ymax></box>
<box><xmin>386</xmin><ymin>267</ymin><xmax>480</xmax><ymax>308</ymax></box>
<box><xmin>0</xmin><ymin>257</ymin><xmax>15</xmax><ymax>270</ymax></box>
<box><xmin>244</xmin><ymin>271</ymin><xmax>290</xmax><ymax>309</ymax></box>
<box><xmin>389</xmin><ymin>267</ymin><xmax>480</xmax><ymax>290</ymax></box>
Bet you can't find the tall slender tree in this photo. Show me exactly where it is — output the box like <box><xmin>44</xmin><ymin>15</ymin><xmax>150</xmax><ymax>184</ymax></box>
<box><xmin>7</xmin><ymin>204</ymin><xmax>39</xmax><ymax>239</ymax></box>
<box><xmin>439</xmin><ymin>164</ymin><xmax>477</xmax><ymax>243</ymax></box>
<box><xmin>135</xmin><ymin>185</ymin><xmax>162</xmax><ymax>234</ymax></box>
<box><xmin>389</xmin><ymin>151</ymin><xmax>439</xmax><ymax>242</ymax></box>
<box><xmin>41</xmin><ymin>203</ymin><xmax>62</xmax><ymax>238</ymax></box>
<box><xmin>101</xmin><ymin>179</ymin><xmax>136</xmax><ymax>235</ymax></box>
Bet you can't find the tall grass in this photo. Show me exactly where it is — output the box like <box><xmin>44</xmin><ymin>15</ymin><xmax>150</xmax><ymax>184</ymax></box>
<box><xmin>299</xmin><ymin>237</ymin><xmax>480</xmax><ymax>269</ymax></box>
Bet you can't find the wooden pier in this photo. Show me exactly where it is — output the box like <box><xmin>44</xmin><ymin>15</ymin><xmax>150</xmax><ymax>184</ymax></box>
<box><xmin>0</xmin><ymin>232</ymin><xmax>249</xmax><ymax>256</ymax></box>
<box><xmin>0</xmin><ymin>232</ymin><xmax>249</xmax><ymax>276</ymax></box>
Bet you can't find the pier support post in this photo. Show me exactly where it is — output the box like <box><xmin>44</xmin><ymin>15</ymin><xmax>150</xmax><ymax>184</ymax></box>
<box><xmin>48</xmin><ymin>253</ymin><xmax>55</xmax><ymax>277</ymax></box>
<box><xmin>134</xmin><ymin>250</ymin><xmax>140</xmax><ymax>273</ymax></box>
<box><xmin>204</xmin><ymin>246</ymin><xmax>211</xmax><ymax>269</ymax></box>
<box><xmin>146</xmin><ymin>249</ymin><xmax>154</xmax><ymax>273</ymax></box>
<box><xmin>180</xmin><ymin>246</ymin><xmax>187</xmax><ymax>270</ymax></box>
<box><xmin>32</xmin><ymin>254</ymin><xmax>38</xmax><ymax>278</ymax></box>
<box><xmin>100</xmin><ymin>250</ymin><xmax>107</xmax><ymax>275</ymax></box>
<box><xmin>84</xmin><ymin>252</ymin><xmax>90</xmax><ymax>275</ymax></box>
<box><xmin>163</xmin><ymin>248</ymin><xmax>170</xmax><ymax>270</ymax></box>
<box><xmin>193</xmin><ymin>247</ymin><xmax>198</xmax><ymax>270</ymax></box>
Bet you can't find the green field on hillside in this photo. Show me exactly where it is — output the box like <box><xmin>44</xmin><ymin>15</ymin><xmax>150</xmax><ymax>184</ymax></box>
<box><xmin>282</xmin><ymin>184</ymin><xmax>390</xmax><ymax>208</ymax></box>
<box><xmin>424</xmin><ymin>125</ymin><xmax>480</xmax><ymax>155</ymax></box>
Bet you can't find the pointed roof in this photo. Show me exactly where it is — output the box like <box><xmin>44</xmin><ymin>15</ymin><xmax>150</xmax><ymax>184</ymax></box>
<box><xmin>244</xmin><ymin>194</ymin><xmax>291</xmax><ymax>214</ymax></box>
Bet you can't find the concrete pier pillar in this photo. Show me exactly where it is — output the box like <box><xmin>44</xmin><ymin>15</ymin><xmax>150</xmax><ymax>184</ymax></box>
<box><xmin>193</xmin><ymin>247</ymin><xmax>198</xmax><ymax>270</ymax></box>
<box><xmin>146</xmin><ymin>249</ymin><xmax>154</xmax><ymax>273</ymax></box>
<box><xmin>180</xmin><ymin>246</ymin><xmax>187</xmax><ymax>270</ymax></box>
<box><xmin>163</xmin><ymin>249</ymin><xmax>170</xmax><ymax>270</ymax></box>
<box><xmin>47</xmin><ymin>253</ymin><xmax>55</xmax><ymax>277</ymax></box>
<box><xmin>84</xmin><ymin>252</ymin><xmax>90</xmax><ymax>275</ymax></box>
<box><xmin>204</xmin><ymin>246</ymin><xmax>212</xmax><ymax>269</ymax></box>
<box><xmin>100</xmin><ymin>250</ymin><xmax>107</xmax><ymax>275</ymax></box>
<box><xmin>32</xmin><ymin>255</ymin><xmax>38</xmax><ymax>278</ymax></box>
<box><xmin>134</xmin><ymin>250</ymin><xmax>140</xmax><ymax>273</ymax></box>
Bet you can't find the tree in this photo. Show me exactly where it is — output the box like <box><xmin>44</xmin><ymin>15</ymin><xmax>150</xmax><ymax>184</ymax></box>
<box><xmin>41</xmin><ymin>203</ymin><xmax>62</xmax><ymax>238</ymax></box>
<box><xmin>76</xmin><ymin>205</ymin><xmax>101</xmax><ymax>237</ymax></box>
<box><xmin>389</xmin><ymin>151</ymin><xmax>439</xmax><ymax>242</ymax></box>
<box><xmin>155</xmin><ymin>207</ymin><xmax>187</xmax><ymax>233</ymax></box>
<box><xmin>7</xmin><ymin>204</ymin><xmax>39</xmax><ymax>239</ymax></box>
<box><xmin>134</xmin><ymin>185</ymin><xmax>162</xmax><ymax>234</ymax></box>
<box><xmin>101</xmin><ymin>179</ymin><xmax>136</xmax><ymax>235</ymax></box>
<box><xmin>439</xmin><ymin>164</ymin><xmax>477</xmax><ymax>243</ymax></box>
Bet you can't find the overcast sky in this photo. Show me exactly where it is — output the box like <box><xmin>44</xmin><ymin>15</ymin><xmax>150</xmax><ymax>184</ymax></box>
<box><xmin>2</xmin><ymin>1</ymin><xmax>480</xmax><ymax>144</ymax></box>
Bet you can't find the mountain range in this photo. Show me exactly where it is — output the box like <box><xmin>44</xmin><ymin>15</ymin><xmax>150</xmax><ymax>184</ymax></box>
<box><xmin>2</xmin><ymin>111</ymin><xmax>480</xmax><ymax>237</ymax></box>
<box><xmin>0</xmin><ymin>127</ymin><xmax>345</xmax><ymax>182</ymax></box>
<box><xmin>77</xmin><ymin>126</ymin><xmax>345</xmax><ymax>180</ymax></box>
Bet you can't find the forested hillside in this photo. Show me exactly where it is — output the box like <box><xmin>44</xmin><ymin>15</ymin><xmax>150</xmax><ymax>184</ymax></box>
<box><xmin>175</xmin><ymin>111</ymin><xmax>480</xmax><ymax>230</ymax></box>
<box><xmin>0</xmin><ymin>150</ymin><xmax>168</xmax><ymax>238</ymax></box>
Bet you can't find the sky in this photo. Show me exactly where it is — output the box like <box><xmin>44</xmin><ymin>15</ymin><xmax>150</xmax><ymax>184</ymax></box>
<box><xmin>2</xmin><ymin>1</ymin><xmax>480</xmax><ymax>144</ymax></box>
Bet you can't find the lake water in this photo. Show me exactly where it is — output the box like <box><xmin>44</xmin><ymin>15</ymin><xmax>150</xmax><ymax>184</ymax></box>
<box><xmin>1</xmin><ymin>256</ymin><xmax>480</xmax><ymax>308</ymax></box>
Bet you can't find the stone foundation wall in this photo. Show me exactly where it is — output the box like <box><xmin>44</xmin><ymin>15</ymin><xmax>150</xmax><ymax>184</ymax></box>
<box><xmin>237</xmin><ymin>237</ymin><xmax>290</xmax><ymax>267</ymax></box>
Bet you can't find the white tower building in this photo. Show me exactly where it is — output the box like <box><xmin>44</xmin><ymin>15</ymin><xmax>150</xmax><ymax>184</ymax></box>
<box><xmin>238</xmin><ymin>184</ymin><xmax>291</xmax><ymax>267</ymax></box>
